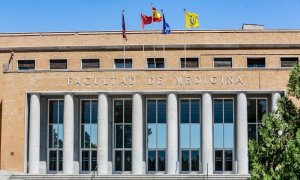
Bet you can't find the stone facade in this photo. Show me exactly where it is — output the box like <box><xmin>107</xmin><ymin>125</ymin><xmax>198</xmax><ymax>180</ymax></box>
<box><xmin>0</xmin><ymin>30</ymin><xmax>299</xmax><ymax>174</ymax></box>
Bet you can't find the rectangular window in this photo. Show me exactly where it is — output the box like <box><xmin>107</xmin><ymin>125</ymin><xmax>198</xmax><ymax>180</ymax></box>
<box><xmin>180</xmin><ymin>99</ymin><xmax>201</xmax><ymax>172</ymax></box>
<box><xmin>80</xmin><ymin>99</ymin><xmax>98</xmax><ymax>172</ymax></box>
<box><xmin>147</xmin><ymin>99</ymin><xmax>167</xmax><ymax>172</ymax></box>
<box><xmin>115</xmin><ymin>59</ymin><xmax>132</xmax><ymax>69</ymax></box>
<box><xmin>214</xmin><ymin>58</ymin><xmax>232</xmax><ymax>68</ymax></box>
<box><xmin>180</xmin><ymin>58</ymin><xmax>199</xmax><ymax>68</ymax></box>
<box><xmin>247</xmin><ymin>98</ymin><xmax>267</xmax><ymax>141</ymax></box>
<box><xmin>213</xmin><ymin>99</ymin><xmax>234</xmax><ymax>172</ymax></box>
<box><xmin>50</xmin><ymin>59</ymin><xmax>67</xmax><ymax>70</ymax></box>
<box><xmin>281</xmin><ymin>57</ymin><xmax>298</xmax><ymax>67</ymax></box>
<box><xmin>147</xmin><ymin>58</ymin><xmax>165</xmax><ymax>68</ymax></box>
<box><xmin>18</xmin><ymin>60</ymin><xmax>35</xmax><ymax>70</ymax></box>
<box><xmin>82</xmin><ymin>59</ymin><xmax>100</xmax><ymax>69</ymax></box>
<box><xmin>48</xmin><ymin>100</ymin><xmax>64</xmax><ymax>172</ymax></box>
<box><xmin>113</xmin><ymin>99</ymin><xmax>132</xmax><ymax>172</ymax></box>
<box><xmin>247</xmin><ymin>58</ymin><xmax>265</xmax><ymax>68</ymax></box>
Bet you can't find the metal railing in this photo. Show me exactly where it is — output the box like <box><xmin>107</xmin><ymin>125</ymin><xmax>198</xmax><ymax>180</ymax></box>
<box><xmin>91</xmin><ymin>164</ymin><xmax>98</xmax><ymax>180</ymax></box>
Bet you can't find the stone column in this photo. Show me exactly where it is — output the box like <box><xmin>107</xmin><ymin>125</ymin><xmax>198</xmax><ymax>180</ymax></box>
<box><xmin>167</xmin><ymin>93</ymin><xmax>178</xmax><ymax>174</ymax></box>
<box><xmin>236</xmin><ymin>92</ymin><xmax>249</xmax><ymax>174</ymax></box>
<box><xmin>132</xmin><ymin>93</ymin><xmax>144</xmax><ymax>174</ymax></box>
<box><xmin>97</xmin><ymin>94</ymin><xmax>109</xmax><ymax>174</ymax></box>
<box><xmin>29</xmin><ymin>94</ymin><xmax>40</xmax><ymax>174</ymax></box>
<box><xmin>272</xmin><ymin>92</ymin><xmax>281</xmax><ymax>112</ymax></box>
<box><xmin>202</xmin><ymin>92</ymin><xmax>213</xmax><ymax>175</ymax></box>
<box><xmin>63</xmin><ymin>93</ymin><xmax>74</xmax><ymax>174</ymax></box>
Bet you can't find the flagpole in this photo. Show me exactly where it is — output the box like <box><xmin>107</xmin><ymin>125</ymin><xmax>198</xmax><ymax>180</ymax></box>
<box><xmin>161</xmin><ymin>10</ymin><xmax>166</xmax><ymax>62</ymax></box>
<box><xmin>151</xmin><ymin>3</ymin><xmax>156</xmax><ymax>59</ymax></box>
<box><xmin>141</xmin><ymin>11</ymin><xmax>145</xmax><ymax>62</ymax></box>
<box><xmin>184</xmin><ymin>9</ymin><xmax>187</xmax><ymax>67</ymax></box>
<box><xmin>122</xmin><ymin>10</ymin><xmax>126</xmax><ymax>61</ymax></box>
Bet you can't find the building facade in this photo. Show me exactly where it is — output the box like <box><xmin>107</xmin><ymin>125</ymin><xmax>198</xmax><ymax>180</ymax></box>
<box><xmin>0</xmin><ymin>29</ymin><xmax>299</xmax><ymax>178</ymax></box>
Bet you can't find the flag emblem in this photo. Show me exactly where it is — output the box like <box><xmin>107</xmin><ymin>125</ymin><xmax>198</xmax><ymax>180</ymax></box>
<box><xmin>152</xmin><ymin>7</ymin><xmax>162</xmax><ymax>22</ymax></box>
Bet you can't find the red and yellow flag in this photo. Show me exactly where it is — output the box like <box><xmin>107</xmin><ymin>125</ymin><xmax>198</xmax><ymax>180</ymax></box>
<box><xmin>152</xmin><ymin>7</ymin><xmax>162</xmax><ymax>22</ymax></box>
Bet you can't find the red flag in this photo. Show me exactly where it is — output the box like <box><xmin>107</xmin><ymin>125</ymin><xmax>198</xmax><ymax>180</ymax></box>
<box><xmin>122</xmin><ymin>12</ymin><xmax>127</xmax><ymax>41</ymax></box>
<box><xmin>141</xmin><ymin>14</ymin><xmax>152</xmax><ymax>29</ymax></box>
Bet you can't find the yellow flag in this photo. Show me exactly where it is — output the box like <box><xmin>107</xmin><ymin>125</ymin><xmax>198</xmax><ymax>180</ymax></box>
<box><xmin>185</xmin><ymin>11</ymin><xmax>200</xmax><ymax>28</ymax></box>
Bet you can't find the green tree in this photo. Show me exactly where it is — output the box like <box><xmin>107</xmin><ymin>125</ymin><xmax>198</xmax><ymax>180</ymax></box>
<box><xmin>249</xmin><ymin>64</ymin><xmax>300</xmax><ymax>180</ymax></box>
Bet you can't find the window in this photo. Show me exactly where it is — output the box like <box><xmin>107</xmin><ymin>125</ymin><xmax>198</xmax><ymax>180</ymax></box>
<box><xmin>80</xmin><ymin>100</ymin><xmax>98</xmax><ymax>172</ymax></box>
<box><xmin>213</xmin><ymin>99</ymin><xmax>234</xmax><ymax>172</ymax></box>
<box><xmin>115</xmin><ymin>59</ymin><xmax>132</xmax><ymax>69</ymax></box>
<box><xmin>18</xmin><ymin>60</ymin><xmax>35</xmax><ymax>70</ymax></box>
<box><xmin>214</xmin><ymin>58</ymin><xmax>232</xmax><ymax>68</ymax></box>
<box><xmin>247</xmin><ymin>58</ymin><xmax>265</xmax><ymax>68</ymax></box>
<box><xmin>180</xmin><ymin>58</ymin><xmax>199</xmax><ymax>68</ymax></box>
<box><xmin>281</xmin><ymin>57</ymin><xmax>299</xmax><ymax>67</ymax></box>
<box><xmin>180</xmin><ymin>99</ymin><xmax>201</xmax><ymax>172</ymax></box>
<box><xmin>50</xmin><ymin>59</ymin><xmax>67</xmax><ymax>70</ymax></box>
<box><xmin>147</xmin><ymin>99</ymin><xmax>166</xmax><ymax>172</ymax></box>
<box><xmin>147</xmin><ymin>58</ymin><xmax>165</xmax><ymax>68</ymax></box>
<box><xmin>247</xmin><ymin>98</ymin><xmax>267</xmax><ymax>141</ymax></box>
<box><xmin>113</xmin><ymin>99</ymin><xmax>132</xmax><ymax>172</ymax></box>
<box><xmin>48</xmin><ymin>100</ymin><xmax>64</xmax><ymax>172</ymax></box>
<box><xmin>82</xmin><ymin>59</ymin><xmax>100</xmax><ymax>69</ymax></box>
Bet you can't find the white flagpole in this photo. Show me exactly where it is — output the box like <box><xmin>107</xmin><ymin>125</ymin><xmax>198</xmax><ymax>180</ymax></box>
<box><xmin>184</xmin><ymin>9</ymin><xmax>187</xmax><ymax>67</ymax></box>
<box><xmin>161</xmin><ymin>10</ymin><xmax>166</xmax><ymax>62</ymax></box>
<box><xmin>141</xmin><ymin>11</ymin><xmax>145</xmax><ymax>62</ymax></box>
<box><xmin>151</xmin><ymin>3</ymin><xmax>156</xmax><ymax>59</ymax></box>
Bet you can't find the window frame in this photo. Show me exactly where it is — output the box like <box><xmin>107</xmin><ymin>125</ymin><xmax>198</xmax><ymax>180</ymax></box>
<box><xmin>114</xmin><ymin>58</ymin><xmax>133</xmax><ymax>69</ymax></box>
<box><xmin>180</xmin><ymin>58</ymin><xmax>199</xmax><ymax>69</ymax></box>
<box><xmin>212</xmin><ymin>98</ymin><xmax>235</xmax><ymax>173</ymax></box>
<box><xmin>247</xmin><ymin>57</ymin><xmax>266</xmax><ymax>68</ymax></box>
<box><xmin>179</xmin><ymin>98</ymin><xmax>202</xmax><ymax>173</ymax></box>
<box><xmin>280</xmin><ymin>57</ymin><xmax>299</xmax><ymax>68</ymax></box>
<box><xmin>81</xmin><ymin>59</ymin><xmax>100</xmax><ymax>70</ymax></box>
<box><xmin>146</xmin><ymin>98</ymin><xmax>167</xmax><ymax>173</ymax></box>
<box><xmin>49</xmin><ymin>59</ymin><xmax>68</xmax><ymax>70</ymax></box>
<box><xmin>79</xmin><ymin>99</ymin><xmax>98</xmax><ymax>173</ymax></box>
<box><xmin>112</xmin><ymin>98</ymin><xmax>133</xmax><ymax>173</ymax></box>
<box><xmin>18</xmin><ymin>60</ymin><xmax>35</xmax><ymax>71</ymax></box>
<box><xmin>213</xmin><ymin>57</ymin><xmax>233</xmax><ymax>68</ymax></box>
<box><xmin>147</xmin><ymin>58</ymin><xmax>165</xmax><ymax>69</ymax></box>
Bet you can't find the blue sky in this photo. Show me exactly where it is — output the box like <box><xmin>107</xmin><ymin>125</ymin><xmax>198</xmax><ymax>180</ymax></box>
<box><xmin>0</xmin><ymin>0</ymin><xmax>300</xmax><ymax>33</ymax></box>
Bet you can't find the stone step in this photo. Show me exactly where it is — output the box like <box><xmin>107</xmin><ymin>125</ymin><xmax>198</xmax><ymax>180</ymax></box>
<box><xmin>9</xmin><ymin>174</ymin><xmax>250</xmax><ymax>180</ymax></box>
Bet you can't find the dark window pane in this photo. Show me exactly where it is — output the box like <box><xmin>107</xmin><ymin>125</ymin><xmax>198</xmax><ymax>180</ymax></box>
<box><xmin>124</xmin><ymin>151</ymin><xmax>132</xmax><ymax>171</ymax></box>
<box><xmin>82</xmin><ymin>59</ymin><xmax>100</xmax><ymax>69</ymax></box>
<box><xmin>82</xmin><ymin>151</ymin><xmax>89</xmax><ymax>171</ymax></box>
<box><xmin>181</xmin><ymin>150</ymin><xmax>189</xmax><ymax>171</ymax></box>
<box><xmin>214</xmin><ymin>100</ymin><xmax>223</xmax><ymax>123</ymax></box>
<box><xmin>181</xmin><ymin>58</ymin><xmax>198</xmax><ymax>68</ymax></box>
<box><xmin>147</xmin><ymin>59</ymin><xmax>155</xmax><ymax>68</ymax></box>
<box><xmin>59</xmin><ymin>151</ymin><xmax>63</xmax><ymax>171</ymax></box>
<box><xmin>281</xmin><ymin>57</ymin><xmax>298</xmax><ymax>67</ymax></box>
<box><xmin>214</xmin><ymin>58</ymin><xmax>232</xmax><ymax>68</ymax></box>
<box><xmin>82</xmin><ymin>100</ymin><xmax>90</xmax><ymax>123</ymax></box>
<box><xmin>59</xmin><ymin>101</ymin><xmax>64</xmax><ymax>124</ymax></box>
<box><xmin>191</xmin><ymin>150</ymin><xmax>199</xmax><ymax>171</ymax></box>
<box><xmin>147</xmin><ymin>58</ymin><xmax>164</xmax><ymax>68</ymax></box>
<box><xmin>18</xmin><ymin>60</ymin><xmax>35</xmax><ymax>70</ymax></box>
<box><xmin>124</xmin><ymin>125</ymin><xmax>132</xmax><ymax>148</ymax></box>
<box><xmin>156</xmin><ymin>58</ymin><xmax>165</xmax><ymax>68</ymax></box>
<box><xmin>225</xmin><ymin>150</ymin><xmax>233</xmax><ymax>171</ymax></box>
<box><xmin>248</xmin><ymin>124</ymin><xmax>257</xmax><ymax>141</ymax></box>
<box><xmin>247</xmin><ymin>58</ymin><xmax>265</xmax><ymax>68</ymax></box>
<box><xmin>81</xmin><ymin>125</ymin><xmax>84</xmax><ymax>148</ymax></box>
<box><xmin>49</xmin><ymin>125</ymin><xmax>53</xmax><ymax>148</ymax></box>
<box><xmin>247</xmin><ymin>99</ymin><xmax>256</xmax><ymax>123</ymax></box>
<box><xmin>115</xmin><ymin>59</ymin><xmax>124</xmax><ymax>68</ymax></box>
<box><xmin>84</xmin><ymin>124</ymin><xmax>91</xmax><ymax>148</ymax></box>
<box><xmin>49</xmin><ymin>101</ymin><xmax>58</xmax><ymax>124</ymax></box>
<box><xmin>91</xmin><ymin>100</ymin><xmax>98</xmax><ymax>124</ymax></box>
<box><xmin>180</xmin><ymin>100</ymin><xmax>189</xmax><ymax>123</ymax></box>
<box><xmin>115</xmin><ymin>151</ymin><xmax>122</xmax><ymax>171</ymax></box>
<box><xmin>158</xmin><ymin>150</ymin><xmax>165</xmax><ymax>171</ymax></box>
<box><xmin>257</xmin><ymin>99</ymin><xmax>267</xmax><ymax>123</ymax></box>
<box><xmin>224</xmin><ymin>99</ymin><xmax>233</xmax><ymax>123</ymax></box>
<box><xmin>114</xmin><ymin>100</ymin><xmax>123</xmax><ymax>123</ymax></box>
<box><xmin>157</xmin><ymin>100</ymin><xmax>166</xmax><ymax>123</ymax></box>
<box><xmin>49</xmin><ymin>151</ymin><xmax>57</xmax><ymax>171</ymax></box>
<box><xmin>215</xmin><ymin>150</ymin><xmax>223</xmax><ymax>171</ymax></box>
<box><xmin>191</xmin><ymin>100</ymin><xmax>200</xmax><ymax>123</ymax></box>
<box><xmin>50</xmin><ymin>59</ymin><xmax>67</xmax><ymax>70</ymax></box>
<box><xmin>115</xmin><ymin>125</ymin><xmax>123</xmax><ymax>148</ymax></box>
<box><xmin>125</xmin><ymin>59</ymin><xmax>132</xmax><ymax>68</ymax></box>
<box><xmin>147</xmin><ymin>100</ymin><xmax>156</xmax><ymax>123</ymax></box>
<box><xmin>92</xmin><ymin>151</ymin><xmax>97</xmax><ymax>171</ymax></box>
<box><xmin>124</xmin><ymin>100</ymin><xmax>132</xmax><ymax>123</ymax></box>
<box><xmin>148</xmin><ymin>150</ymin><xmax>156</xmax><ymax>171</ymax></box>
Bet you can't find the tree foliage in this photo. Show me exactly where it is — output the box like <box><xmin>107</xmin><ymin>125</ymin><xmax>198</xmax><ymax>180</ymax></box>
<box><xmin>249</xmin><ymin>64</ymin><xmax>300</xmax><ymax>179</ymax></box>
